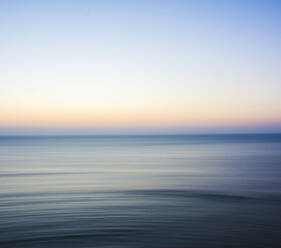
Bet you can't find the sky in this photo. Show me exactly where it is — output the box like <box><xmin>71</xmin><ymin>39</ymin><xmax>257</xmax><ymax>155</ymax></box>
<box><xmin>0</xmin><ymin>0</ymin><xmax>281</xmax><ymax>135</ymax></box>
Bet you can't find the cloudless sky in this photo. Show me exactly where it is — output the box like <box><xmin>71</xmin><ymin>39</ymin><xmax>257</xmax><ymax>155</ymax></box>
<box><xmin>0</xmin><ymin>0</ymin><xmax>281</xmax><ymax>135</ymax></box>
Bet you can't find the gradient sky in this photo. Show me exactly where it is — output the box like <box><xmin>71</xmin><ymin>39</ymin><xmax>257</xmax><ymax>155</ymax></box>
<box><xmin>1</xmin><ymin>0</ymin><xmax>281</xmax><ymax>135</ymax></box>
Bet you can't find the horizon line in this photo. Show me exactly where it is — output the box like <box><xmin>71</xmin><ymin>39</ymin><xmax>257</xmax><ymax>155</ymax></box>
<box><xmin>0</xmin><ymin>132</ymin><xmax>281</xmax><ymax>137</ymax></box>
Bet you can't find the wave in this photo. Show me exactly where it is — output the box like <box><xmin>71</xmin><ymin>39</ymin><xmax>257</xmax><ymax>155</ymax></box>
<box><xmin>1</xmin><ymin>189</ymin><xmax>281</xmax><ymax>202</ymax></box>
<box><xmin>0</xmin><ymin>172</ymin><xmax>87</xmax><ymax>177</ymax></box>
<box><xmin>0</xmin><ymin>231</ymin><xmax>132</xmax><ymax>247</ymax></box>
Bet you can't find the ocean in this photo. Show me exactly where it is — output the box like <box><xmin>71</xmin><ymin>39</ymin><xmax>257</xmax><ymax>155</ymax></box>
<box><xmin>0</xmin><ymin>134</ymin><xmax>281</xmax><ymax>248</ymax></box>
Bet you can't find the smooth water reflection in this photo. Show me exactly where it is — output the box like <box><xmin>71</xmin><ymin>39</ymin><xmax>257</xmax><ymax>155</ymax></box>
<box><xmin>0</xmin><ymin>135</ymin><xmax>281</xmax><ymax>247</ymax></box>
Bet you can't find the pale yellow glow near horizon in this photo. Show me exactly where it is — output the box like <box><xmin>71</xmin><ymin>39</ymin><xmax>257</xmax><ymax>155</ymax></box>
<box><xmin>1</xmin><ymin>96</ymin><xmax>280</xmax><ymax>128</ymax></box>
<box><xmin>1</xmin><ymin>64</ymin><xmax>280</xmax><ymax>129</ymax></box>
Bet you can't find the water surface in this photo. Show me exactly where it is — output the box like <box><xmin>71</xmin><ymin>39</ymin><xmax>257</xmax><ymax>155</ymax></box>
<box><xmin>1</xmin><ymin>134</ymin><xmax>281</xmax><ymax>247</ymax></box>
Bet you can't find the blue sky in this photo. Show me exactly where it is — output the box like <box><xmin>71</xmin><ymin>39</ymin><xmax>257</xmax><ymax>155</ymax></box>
<box><xmin>0</xmin><ymin>0</ymin><xmax>281</xmax><ymax>134</ymax></box>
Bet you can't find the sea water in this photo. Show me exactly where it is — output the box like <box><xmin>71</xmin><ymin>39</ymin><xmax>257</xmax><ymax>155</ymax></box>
<box><xmin>0</xmin><ymin>134</ymin><xmax>281</xmax><ymax>247</ymax></box>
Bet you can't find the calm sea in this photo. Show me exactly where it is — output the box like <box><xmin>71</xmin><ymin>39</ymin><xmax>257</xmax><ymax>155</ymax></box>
<box><xmin>1</xmin><ymin>134</ymin><xmax>281</xmax><ymax>248</ymax></box>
